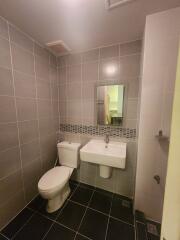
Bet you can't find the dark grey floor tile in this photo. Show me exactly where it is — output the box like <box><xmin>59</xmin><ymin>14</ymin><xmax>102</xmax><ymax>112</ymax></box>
<box><xmin>0</xmin><ymin>234</ymin><xmax>8</xmax><ymax>240</ymax></box>
<box><xmin>69</xmin><ymin>182</ymin><xmax>78</xmax><ymax>192</ymax></box>
<box><xmin>79</xmin><ymin>208</ymin><xmax>108</xmax><ymax>240</ymax></box>
<box><xmin>1</xmin><ymin>208</ymin><xmax>34</xmax><ymax>239</ymax></box>
<box><xmin>13</xmin><ymin>213</ymin><xmax>52</xmax><ymax>240</ymax></box>
<box><xmin>136</xmin><ymin>222</ymin><xmax>148</xmax><ymax>240</ymax></box>
<box><xmin>89</xmin><ymin>191</ymin><xmax>112</xmax><ymax>214</ymax></box>
<box><xmin>38</xmin><ymin>201</ymin><xmax>63</xmax><ymax>221</ymax></box>
<box><xmin>57</xmin><ymin>201</ymin><xmax>86</xmax><ymax>231</ymax></box>
<box><xmin>75</xmin><ymin>234</ymin><xmax>90</xmax><ymax>240</ymax></box>
<box><xmin>68</xmin><ymin>181</ymin><xmax>78</xmax><ymax>199</ymax></box>
<box><xmin>107</xmin><ymin>217</ymin><xmax>135</xmax><ymax>240</ymax></box>
<box><xmin>111</xmin><ymin>194</ymin><xmax>134</xmax><ymax>225</ymax></box>
<box><xmin>44</xmin><ymin>223</ymin><xmax>75</xmax><ymax>240</ymax></box>
<box><xmin>70</xmin><ymin>187</ymin><xmax>93</xmax><ymax>206</ymax></box>
<box><xmin>27</xmin><ymin>195</ymin><xmax>45</xmax><ymax>211</ymax></box>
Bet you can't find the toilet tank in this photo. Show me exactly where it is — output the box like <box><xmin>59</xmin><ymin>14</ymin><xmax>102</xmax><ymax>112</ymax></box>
<box><xmin>57</xmin><ymin>141</ymin><xmax>81</xmax><ymax>168</ymax></box>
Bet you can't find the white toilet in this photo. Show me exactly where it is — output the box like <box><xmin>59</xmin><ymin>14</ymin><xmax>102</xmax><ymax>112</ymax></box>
<box><xmin>38</xmin><ymin>141</ymin><xmax>81</xmax><ymax>213</ymax></box>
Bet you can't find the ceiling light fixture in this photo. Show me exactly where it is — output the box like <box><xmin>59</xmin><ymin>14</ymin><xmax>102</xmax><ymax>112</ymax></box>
<box><xmin>105</xmin><ymin>0</ymin><xmax>135</xmax><ymax>10</ymax></box>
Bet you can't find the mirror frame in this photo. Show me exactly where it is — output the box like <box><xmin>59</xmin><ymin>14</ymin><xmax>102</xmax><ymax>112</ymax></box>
<box><xmin>95</xmin><ymin>83</ymin><xmax>126</xmax><ymax>126</ymax></box>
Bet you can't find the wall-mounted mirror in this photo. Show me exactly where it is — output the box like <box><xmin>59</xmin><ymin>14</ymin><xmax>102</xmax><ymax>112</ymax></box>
<box><xmin>96</xmin><ymin>85</ymin><xmax>125</xmax><ymax>126</ymax></box>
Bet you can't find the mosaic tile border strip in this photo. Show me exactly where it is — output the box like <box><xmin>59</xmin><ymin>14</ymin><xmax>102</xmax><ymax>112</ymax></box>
<box><xmin>60</xmin><ymin>124</ymin><xmax>136</xmax><ymax>139</ymax></box>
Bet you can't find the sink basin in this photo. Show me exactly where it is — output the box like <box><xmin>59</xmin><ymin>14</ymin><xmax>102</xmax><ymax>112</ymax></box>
<box><xmin>80</xmin><ymin>139</ymin><xmax>127</xmax><ymax>178</ymax></box>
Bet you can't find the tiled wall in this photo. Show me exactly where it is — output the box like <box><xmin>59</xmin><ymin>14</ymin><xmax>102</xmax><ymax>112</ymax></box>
<box><xmin>57</xmin><ymin>40</ymin><xmax>142</xmax><ymax>197</ymax></box>
<box><xmin>57</xmin><ymin>40</ymin><xmax>142</xmax><ymax>128</ymax></box>
<box><xmin>0</xmin><ymin>16</ymin><xmax>59</xmax><ymax>228</ymax></box>
<box><xmin>135</xmin><ymin>7</ymin><xmax>180</xmax><ymax>222</ymax></box>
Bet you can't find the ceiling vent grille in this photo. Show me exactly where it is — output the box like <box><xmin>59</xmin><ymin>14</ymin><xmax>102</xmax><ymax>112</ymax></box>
<box><xmin>105</xmin><ymin>0</ymin><xmax>135</xmax><ymax>10</ymax></box>
<box><xmin>46</xmin><ymin>40</ymin><xmax>71</xmax><ymax>56</ymax></box>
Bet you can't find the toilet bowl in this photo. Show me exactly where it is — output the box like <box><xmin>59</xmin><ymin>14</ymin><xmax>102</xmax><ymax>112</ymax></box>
<box><xmin>38</xmin><ymin>166</ymin><xmax>73</xmax><ymax>212</ymax></box>
<box><xmin>38</xmin><ymin>141</ymin><xmax>81</xmax><ymax>213</ymax></box>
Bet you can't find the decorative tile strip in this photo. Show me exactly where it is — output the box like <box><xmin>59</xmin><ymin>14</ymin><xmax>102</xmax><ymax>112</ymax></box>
<box><xmin>60</xmin><ymin>124</ymin><xmax>136</xmax><ymax>139</ymax></box>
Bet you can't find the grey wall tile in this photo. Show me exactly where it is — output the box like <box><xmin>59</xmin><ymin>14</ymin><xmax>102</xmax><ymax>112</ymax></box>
<box><xmin>58</xmin><ymin>54</ymin><xmax>70</xmax><ymax>67</ymax></box>
<box><xmin>51</xmin><ymin>84</ymin><xmax>58</xmax><ymax>100</ymax></box>
<box><xmin>80</xmin><ymin>162</ymin><xmax>97</xmax><ymax>186</ymax></box>
<box><xmin>99</xmin><ymin>58</ymin><xmax>120</xmax><ymax>80</ymax></box>
<box><xmin>37</xmin><ymin>99</ymin><xmax>52</xmax><ymax>118</ymax></box>
<box><xmin>66</xmin><ymin>82</ymin><xmax>81</xmax><ymax>100</ymax></box>
<box><xmin>0</xmin><ymin>123</ymin><xmax>19</xmax><ymax>151</ymax></box>
<box><xmin>0</xmin><ymin>96</ymin><xmax>16</xmax><ymax>123</ymax></box>
<box><xmin>18</xmin><ymin>120</ymin><xmax>39</xmax><ymax>144</ymax></box>
<box><xmin>67</xmin><ymin>65</ymin><xmax>81</xmax><ymax>82</ymax></box>
<box><xmin>82</xmin><ymin>82</ymin><xmax>95</xmax><ymax>100</ymax></box>
<box><xmin>9</xmin><ymin>25</ymin><xmax>33</xmax><ymax>52</ymax></box>
<box><xmin>23</xmin><ymin>159</ymin><xmax>42</xmax><ymax>202</ymax></box>
<box><xmin>120</xmin><ymin>40</ymin><xmax>142</xmax><ymax>56</ymax></box>
<box><xmin>50</xmin><ymin>65</ymin><xmax>58</xmax><ymax>85</ymax></box>
<box><xmin>23</xmin><ymin>159</ymin><xmax>42</xmax><ymax>188</ymax></box>
<box><xmin>68</xmin><ymin>53</ymin><xmax>82</xmax><ymax>65</ymax></box>
<box><xmin>39</xmin><ymin>118</ymin><xmax>54</xmax><ymax>137</ymax></box>
<box><xmin>127</xmin><ymin>78</ymin><xmax>139</xmax><ymax>98</ymax></box>
<box><xmin>58</xmin><ymin>67</ymin><xmax>67</xmax><ymax>85</ymax></box>
<box><xmin>24</xmin><ymin>182</ymin><xmax>38</xmax><ymax>204</ymax></box>
<box><xmin>100</xmin><ymin>44</ymin><xmax>119</xmax><ymax>59</ymax></box>
<box><xmin>0</xmin><ymin>17</ymin><xmax>8</xmax><ymax>39</ymax></box>
<box><xmin>0</xmin><ymin>37</ymin><xmax>11</xmax><ymax>68</ymax></box>
<box><xmin>0</xmin><ymin>190</ymin><xmax>25</xmax><ymax>229</ymax></box>
<box><xmin>14</xmin><ymin>71</ymin><xmax>36</xmax><ymax>98</ymax></box>
<box><xmin>49</xmin><ymin>54</ymin><xmax>57</xmax><ymax>67</ymax></box>
<box><xmin>34</xmin><ymin>43</ymin><xmax>49</xmax><ymax>59</ymax></box>
<box><xmin>0</xmin><ymin>170</ymin><xmax>23</xmax><ymax>205</ymax></box>
<box><xmin>16</xmin><ymin>98</ymin><xmax>37</xmax><ymax>121</ymax></box>
<box><xmin>35</xmin><ymin>55</ymin><xmax>49</xmax><ymax>81</ymax></box>
<box><xmin>11</xmin><ymin>43</ymin><xmax>34</xmax><ymax>75</ymax></box>
<box><xmin>52</xmin><ymin>100</ymin><xmax>59</xmax><ymax>118</ymax></box>
<box><xmin>37</xmin><ymin>78</ymin><xmax>51</xmax><ymax>99</ymax></box>
<box><xmin>0</xmin><ymin>67</ymin><xmax>13</xmax><ymax>96</ymax></box>
<box><xmin>0</xmin><ymin>16</ymin><xmax>59</xmax><ymax>229</ymax></box>
<box><xmin>82</xmin><ymin>61</ymin><xmax>98</xmax><ymax>82</ymax></box>
<box><xmin>0</xmin><ymin>147</ymin><xmax>21</xmax><ymax>179</ymax></box>
<box><xmin>119</xmin><ymin>54</ymin><xmax>141</xmax><ymax>78</ymax></box>
<box><xmin>20</xmin><ymin>140</ymin><xmax>40</xmax><ymax>168</ymax></box>
<box><xmin>82</xmin><ymin>49</ymin><xmax>99</xmax><ymax>62</ymax></box>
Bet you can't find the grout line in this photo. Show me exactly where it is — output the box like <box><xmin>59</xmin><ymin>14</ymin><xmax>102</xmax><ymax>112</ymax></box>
<box><xmin>11</xmin><ymin>211</ymin><xmax>37</xmax><ymax>240</ymax></box>
<box><xmin>110</xmin><ymin>215</ymin><xmax>134</xmax><ymax>227</ymax></box>
<box><xmin>0</xmin><ymin>233</ymin><xmax>10</xmax><ymax>240</ymax></box>
<box><xmin>104</xmin><ymin>193</ymin><xmax>114</xmax><ymax>240</ymax></box>
<box><xmin>7</xmin><ymin>21</ymin><xmax>26</xmax><ymax>204</ymax></box>
<box><xmin>41</xmin><ymin>197</ymin><xmax>70</xmax><ymax>240</ymax></box>
<box><xmin>32</xmin><ymin>41</ymin><xmax>44</xmax><ymax>175</ymax></box>
<box><xmin>73</xmin><ymin>189</ymin><xmax>95</xmax><ymax>240</ymax></box>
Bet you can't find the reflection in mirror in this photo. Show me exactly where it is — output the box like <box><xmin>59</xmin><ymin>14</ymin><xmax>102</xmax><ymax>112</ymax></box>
<box><xmin>97</xmin><ymin>85</ymin><xmax>124</xmax><ymax>126</ymax></box>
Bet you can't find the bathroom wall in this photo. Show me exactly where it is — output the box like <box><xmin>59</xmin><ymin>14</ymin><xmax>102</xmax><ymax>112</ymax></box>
<box><xmin>135</xmin><ymin>7</ymin><xmax>180</xmax><ymax>222</ymax></box>
<box><xmin>58</xmin><ymin>40</ymin><xmax>141</xmax><ymax>128</ymax></box>
<box><xmin>57</xmin><ymin>40</ymin><xmax>142</xmax><ymax>197</ymax></box>
<box><xmin>0</xmin><ymin>16</ymin><xmax>59</xmax><ymax>228</ymax></box>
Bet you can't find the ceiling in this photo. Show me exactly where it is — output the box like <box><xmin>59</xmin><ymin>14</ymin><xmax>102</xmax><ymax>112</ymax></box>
<box><xmin>0</xmin><ymin>0</ymin><xmax>180</xmax><ymax>52</ymax></box>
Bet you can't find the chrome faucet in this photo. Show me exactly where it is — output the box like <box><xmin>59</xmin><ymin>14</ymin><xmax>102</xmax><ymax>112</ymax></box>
<box><xmin>105</xmin><ymin>134</ymin><xmax>109</xmax><ymax>144</ymax></box>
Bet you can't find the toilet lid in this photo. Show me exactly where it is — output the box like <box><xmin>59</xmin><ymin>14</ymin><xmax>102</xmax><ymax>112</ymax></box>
<box><xmin>38</xmin><ymin>166</ymin><xmax>71</xmax><ymax>191</ymax></box>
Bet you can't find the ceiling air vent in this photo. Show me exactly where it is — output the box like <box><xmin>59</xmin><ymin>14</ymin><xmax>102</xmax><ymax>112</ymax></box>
<box><xmin>105</xmin><ymin>0</ymin><xmax>135</xmax><ymax>10</ymax></box>
<box><xmin>46</xmin><ymin>40</ymin><xmax>71</xmax><ymax>56</ymax></box>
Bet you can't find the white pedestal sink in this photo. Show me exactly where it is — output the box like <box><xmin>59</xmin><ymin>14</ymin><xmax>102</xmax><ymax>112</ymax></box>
<box><xmin>80</xmin><ymin>139</ymin><xmax>127</xmax><ymax>178</ymax></box>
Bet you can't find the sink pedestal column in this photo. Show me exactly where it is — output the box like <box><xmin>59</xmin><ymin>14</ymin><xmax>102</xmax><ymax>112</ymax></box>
<box><xmin>100</xmin><ymin>165</ymin><xmax>112</xmax><ymax>178</ymax></box>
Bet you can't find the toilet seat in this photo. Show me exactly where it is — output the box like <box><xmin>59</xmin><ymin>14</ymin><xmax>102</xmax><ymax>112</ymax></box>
<box><xmin>38</xmin><ymin>166</ymin><xmax>71</xmax><ymax>193</ymax></box>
